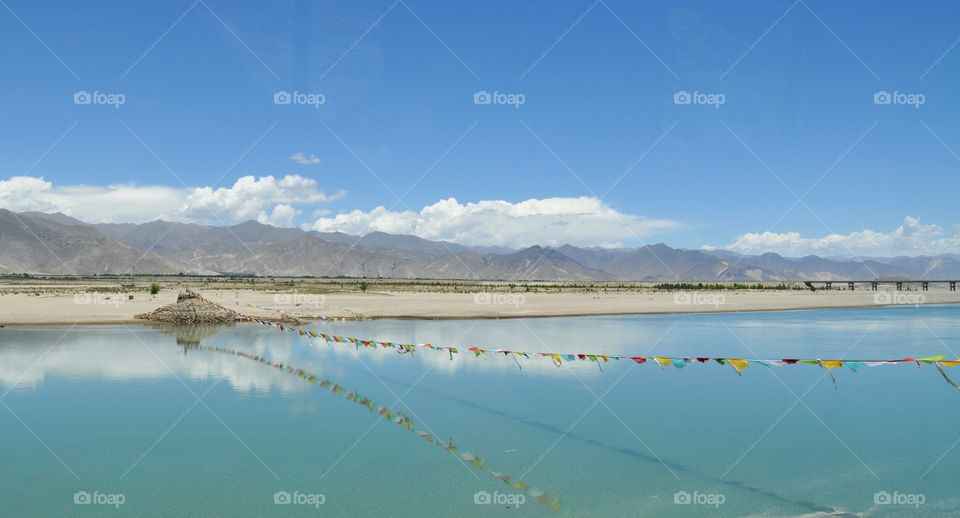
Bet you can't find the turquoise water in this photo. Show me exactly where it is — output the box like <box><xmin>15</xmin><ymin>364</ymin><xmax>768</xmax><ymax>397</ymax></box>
<box><xmin>1</xmin><ymin>305</ymin><xmax>959</xmax><ymax>516</ymax></box>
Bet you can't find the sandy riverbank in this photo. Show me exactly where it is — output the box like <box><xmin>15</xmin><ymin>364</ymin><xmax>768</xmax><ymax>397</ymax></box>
<box><xmin>0</xmin><ymin>287</ymin><xmax>957</xmax><ymax>325</ymax></box>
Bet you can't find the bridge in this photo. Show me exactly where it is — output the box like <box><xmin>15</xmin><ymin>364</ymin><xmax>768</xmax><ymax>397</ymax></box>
<box><xmin>803</xmin><ymin>280</ymin><xmax>958</xmax><ymax>291</ymax></box>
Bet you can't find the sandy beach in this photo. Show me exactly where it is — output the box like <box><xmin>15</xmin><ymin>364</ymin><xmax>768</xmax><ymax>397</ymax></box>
<box><xmin>1</xmin><ymin>284</ymin><xmax>957</xmax><ymax>325</ymax></box>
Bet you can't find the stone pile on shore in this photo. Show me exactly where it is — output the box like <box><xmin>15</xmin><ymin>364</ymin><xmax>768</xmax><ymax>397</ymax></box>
<box><xmin>135</xmin><ymin>290</ymin><xmax>243</xmax><ymax>324</ymax></box>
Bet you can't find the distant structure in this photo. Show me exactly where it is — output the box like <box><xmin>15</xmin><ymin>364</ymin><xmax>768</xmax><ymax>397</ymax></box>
<box><xmin>803</xmin><ymin>280</ymin><xmax>957</xmax><ymax>291</ymax></box>
<box><xmin>135</xmin><ymin>290</ymin><xmax>244</xmax><ymax>324</ymax></box>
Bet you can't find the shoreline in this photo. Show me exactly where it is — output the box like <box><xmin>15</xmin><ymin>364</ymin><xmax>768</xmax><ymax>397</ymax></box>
<box><xmin>2</xmin><ymin>288</ymin><xmax>958</xmax><ymax>326</ymax></box>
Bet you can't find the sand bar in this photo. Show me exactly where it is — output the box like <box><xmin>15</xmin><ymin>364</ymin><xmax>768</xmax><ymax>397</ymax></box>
<box><xmin>1</xmin><ymin>286</ymin><xmax>957</xmax><ymax>325</ymax></box>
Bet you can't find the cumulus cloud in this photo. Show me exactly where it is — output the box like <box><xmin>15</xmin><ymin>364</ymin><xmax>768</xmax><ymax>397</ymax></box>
<box><xmin>257</xmin><ymin>204</ymin><xmax>300</xmax><ymax>227</ymax></box>
<box><xmin>0</xmin><ymin>175</ymin><xmax>341</xmax><ymax>227</ymax></box>
<box><xmin>289</xmin><ymin>152</ymin><xmax>321</xmax><ymax>165</ymax></box>
<box><xmin>719</xmin><ymin>217</ymin><xmax>960</xmax><ymax>257</ymax></box>
<box><xmin>180</xmin><ymin>175</ymin><xmax>342</xmax><ymax>223</ymax></box>
<box><xmin>306</xmin><ymin>197</ymin><xmax>681</xmax><ymax>248</ymax></box>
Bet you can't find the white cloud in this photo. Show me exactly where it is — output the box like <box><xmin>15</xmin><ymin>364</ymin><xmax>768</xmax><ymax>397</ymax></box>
<box><xmin>289</xmin><ymin>152</ymin><xmax>321</xmax><ymax>165</ymax></box>
<box><xmin>306</xmin><ymin>196</ymin><xmax>681</xmax><ymax>248</ymax></box>
<box><xmin>0</xmin><ymin>175</ymin><xmax>185</xmax><ymax>222</ymax></box>
<box><xmin>257</xmin><ymin>204</ymin><xmax>300</xmax><ymax>227</ymax></box>
<box><xmin>720</xmin><ymin>217</ymin><xmax>960</xmax><ymax>257</ymax></box>
<box><xmin>0</xmin><ymin>175</ymin><xmax>341</xmax><ymax>227</ymax></box>
<box><xmin>180</xmin><ymin>175</ymin><xmax>342</xmax><ymax>223</ymax></box>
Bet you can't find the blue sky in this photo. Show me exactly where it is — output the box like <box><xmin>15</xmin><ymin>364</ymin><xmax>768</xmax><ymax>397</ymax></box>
<box><xmin>1</xmin><ymin>0</ymin><xmax>959</xmax><ymax>255</ymax></box>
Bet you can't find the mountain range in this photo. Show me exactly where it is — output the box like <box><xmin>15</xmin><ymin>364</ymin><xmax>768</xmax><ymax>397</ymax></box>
<box><xmin>2</xmin><ymin>209</ymin><xmax>959</xmax><ymax>281</ymax></box>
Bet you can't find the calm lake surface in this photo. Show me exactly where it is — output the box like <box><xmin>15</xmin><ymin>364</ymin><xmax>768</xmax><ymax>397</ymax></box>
<box><xmin>1</xmin><ymin>305</ymin><xmax>959</xmax><ymax>516</ymax></box>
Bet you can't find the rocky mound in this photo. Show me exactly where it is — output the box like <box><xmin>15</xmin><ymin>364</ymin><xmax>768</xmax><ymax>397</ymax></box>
<box><xmin>135</xmin><ymin>291</ymin><xmax>243</xmax><ymax>324</ymax></box>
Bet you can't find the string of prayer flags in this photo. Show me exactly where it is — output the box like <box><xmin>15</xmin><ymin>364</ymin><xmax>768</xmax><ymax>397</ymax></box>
<box><xmin>236</xmin><ymin>311</ymin><xmax>960</xmax><ymax>389</ymax></box>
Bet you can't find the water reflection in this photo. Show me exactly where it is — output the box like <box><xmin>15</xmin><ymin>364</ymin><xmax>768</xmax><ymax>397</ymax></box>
<box><xmin>2</xmin><ymin>304</ymin><xmax>959</xmax><ymax>392</ymax></box>
<box><xmin>0</xmin><ymin>324</ymin><xmax>310</xmax><ymax>395</ymax></box>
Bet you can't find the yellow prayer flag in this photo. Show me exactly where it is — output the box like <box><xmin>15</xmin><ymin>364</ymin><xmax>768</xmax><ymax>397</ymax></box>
<box><xmin>728</xmin><ymin>358</ymin><xmax>750</xmax><ymax>375</ymax></box>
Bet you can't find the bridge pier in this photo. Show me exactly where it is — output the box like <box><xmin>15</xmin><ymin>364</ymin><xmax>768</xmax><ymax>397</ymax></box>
<box><xmin>871</xmin><ymin>281</ymin><xmax>878</xmax><ymax>291</ymax></box>
<box><xmin>922</xmin><ymin>282</ymin><xmax>929</xmax><ymax>291</ymax></box>
<box><xmin>896</xmin><ymin>282</ymin><xmax>903</xmax><ymax>291</ymax></box>
<box><xmin>825</xmin><ymin>281</ymin><xmax>832</xmax><ymax>290</ymax></box>
<box><xmin>848</xmin><ymin>281</ymin><xmax>855</xmax><ymax>290</ymax></box>
<box><xmin>951</xmin><ymin>281</ymin><xmax>956</xmax><ymax>292</ymax></box>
